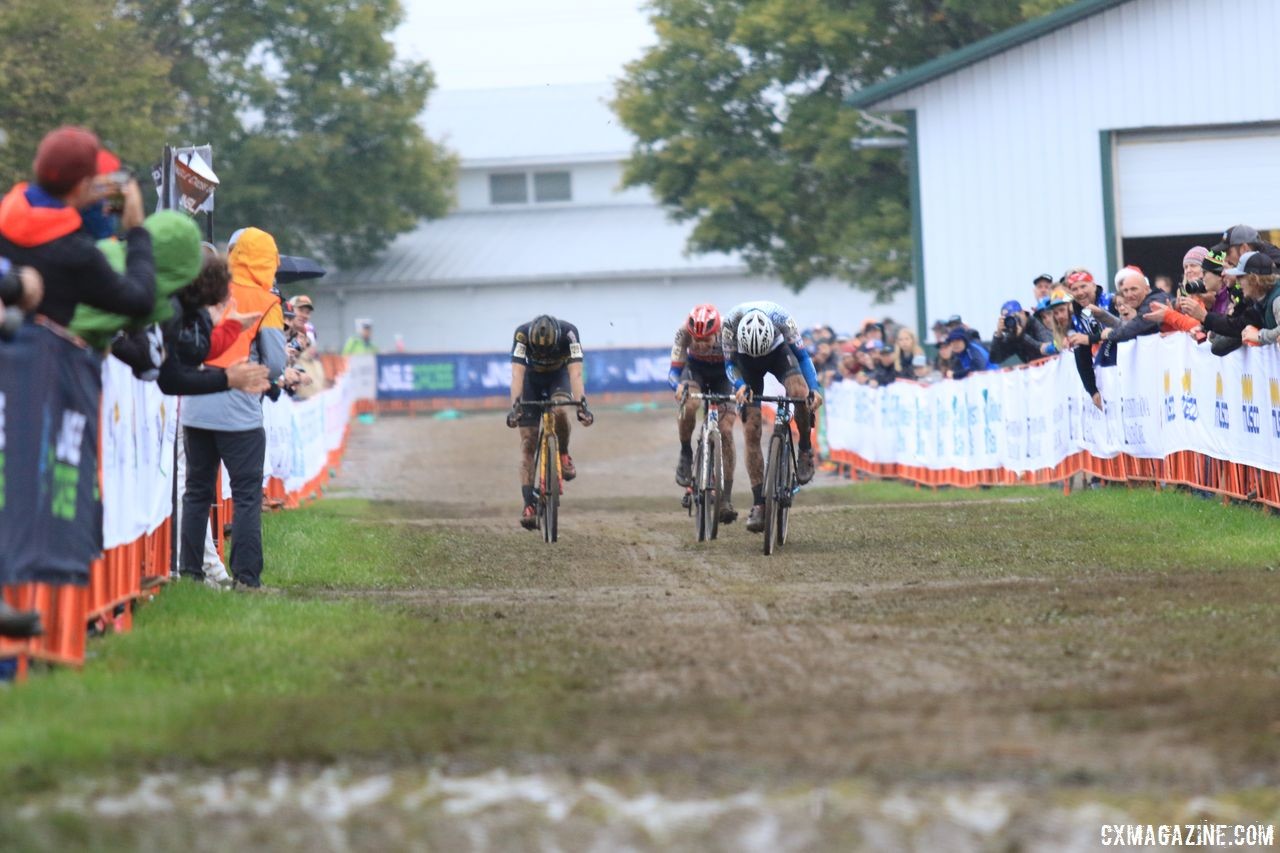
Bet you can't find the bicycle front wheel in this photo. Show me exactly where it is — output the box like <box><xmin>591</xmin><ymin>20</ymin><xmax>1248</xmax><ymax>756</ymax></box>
<box><xmin>693</xmin><ymin>439</ymin><xmax>707</xmax><ymax>542</ymax></box>
<box><xmin>706</xmin><ymin>428</ymin><xmax>722</xmax><ymax>541</ymax></box>
<box><xmin>542</xmin><ymin>434</ymin><xmax>560</xmax><ymax>543</ymax></box>
<box><xmin>777</xmin><ymin>438</ymin><xmax>793</xmax><ymax>546</ymax></box>
<box><xmin>762</xmin><ymin>432</ymin><xmax>784</xmax><ymax>555</ymax></box>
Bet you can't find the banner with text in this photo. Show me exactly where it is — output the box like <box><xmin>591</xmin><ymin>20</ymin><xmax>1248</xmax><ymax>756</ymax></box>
<box><xmin>825</xmin><ymin>335</ymin><xmax>1280</xmax><ymax>475</ymax></box>
<box><xmin>375</xmin><ymin>348</ymin><xmax>672</xmax><ymax>399</ymax></box>
<box><xmin>0</xmin><ymin>326</ymin><xmax>104</xmax><ymax>586</ymax></box>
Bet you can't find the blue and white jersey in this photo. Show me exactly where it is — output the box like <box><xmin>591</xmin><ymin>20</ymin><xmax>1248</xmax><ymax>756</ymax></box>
<box><xmin>720</xmin><ymin>301</ymin><xmax>819</xmax><ymax>391</ymax></box>
<box><xmin>719</xmin><ymin>301</ymin><xmax>802</xmax><ymax>358</ymax></box>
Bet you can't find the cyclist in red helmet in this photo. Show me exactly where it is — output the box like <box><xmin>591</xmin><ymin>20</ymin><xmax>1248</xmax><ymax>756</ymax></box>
<box><xmin>668</xmin><ymin>303</ymin><xmax>739</xmax><ymax>524</ymax></box>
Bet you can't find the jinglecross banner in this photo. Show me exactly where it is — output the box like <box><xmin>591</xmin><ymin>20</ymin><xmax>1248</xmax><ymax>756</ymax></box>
<box><xmin>375</xmin><ymin>348</ymin><xmax>672</xmax><ymax>400</ymax></box>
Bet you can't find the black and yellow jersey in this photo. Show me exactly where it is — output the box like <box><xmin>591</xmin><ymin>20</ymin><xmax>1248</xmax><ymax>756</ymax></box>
<box><xmin>511</xmin><ymin>318</ymin><xmax>583</xmax><ymax>373</ymax></box>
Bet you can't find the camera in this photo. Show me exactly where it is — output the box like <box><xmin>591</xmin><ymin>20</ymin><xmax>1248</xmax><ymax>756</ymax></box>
<box><xmin>1182</xmin><ymin>279</ymin><xmax>1208</xmax><ymax>295</ymax></box>
<box><xmin>0</xmin><ymin>306</ymin><xmax>23</xmax><ymax>341</ymax></box>
<box><xmin>1002</xmin><ymin>314</ymin><xmax>1019</xmax><ymax>334</ymax></box>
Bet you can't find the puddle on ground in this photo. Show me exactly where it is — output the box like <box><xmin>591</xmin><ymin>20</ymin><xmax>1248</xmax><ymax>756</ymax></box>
<box><xmin>7</xmin><ymin>766</ymin><xmax>1272</xmax><ymax>851</ymax></box>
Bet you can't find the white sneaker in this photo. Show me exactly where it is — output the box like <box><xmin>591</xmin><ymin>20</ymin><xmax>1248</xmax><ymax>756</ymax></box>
<box><xmin>203</xmin><ymin>563</ymin><xmax>233</xmax><ymax>590</ymax></box>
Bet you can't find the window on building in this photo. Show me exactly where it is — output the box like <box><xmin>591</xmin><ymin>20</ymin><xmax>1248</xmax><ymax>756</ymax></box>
<box><xmin>533</xmin><ymin>171</ymin><xmax>572</xmax><ymax>203</ymax></box>
<box><xmin>489</xmin><ymin>173</ymin><xmax>528</xmax><ymax>204</ymax></box>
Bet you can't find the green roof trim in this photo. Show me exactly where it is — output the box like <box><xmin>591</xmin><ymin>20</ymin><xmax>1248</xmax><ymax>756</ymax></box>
<box><xmin>846</xmin><ymin>0</ymin><xmax>1131</xmax><ymax>109</ymax></box>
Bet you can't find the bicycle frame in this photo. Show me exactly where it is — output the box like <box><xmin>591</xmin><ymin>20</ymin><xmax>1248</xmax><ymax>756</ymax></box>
<box><xmin>519</xmin><ymin>398</ymin><xmax>583</xmax><ymax>543</ymax></box>
<box><xmin>680</xmin><ymin>389</ymin><xmax>735</xmax><ymax>540</ymax></box>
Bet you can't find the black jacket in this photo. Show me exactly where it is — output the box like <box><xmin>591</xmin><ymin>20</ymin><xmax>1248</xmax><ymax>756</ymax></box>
<box><xmin>1107</xmin><ymin>291</ymin><xmax>1169</xmax><ymax>342</ymax></box>
<box><xmin>110</xmin><ymin>297</ymin><xmax>228</xmax><ymax>396</ymax></box>
<box><xmin>989</xmin><ymin>312</ymin><xmax>1053</xmax><ymax>364</ymax></box>
<box><xmin>0</xmin><ymin>224</ymin><xmax>154</xmax><ymax>328</ymax></box>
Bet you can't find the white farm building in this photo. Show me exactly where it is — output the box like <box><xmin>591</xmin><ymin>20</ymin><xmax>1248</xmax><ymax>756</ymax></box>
<box><xmin>848</xmin><ymin>0</ymin><xmax>1280</xmax><ymax>331</ymax></box>
<box><xmin>308</xmin><ymin>83</ymin><xmax>917</xmax><ymax>353</ymax></box>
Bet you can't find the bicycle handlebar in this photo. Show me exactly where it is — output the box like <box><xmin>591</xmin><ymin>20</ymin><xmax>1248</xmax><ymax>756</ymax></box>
<box><xmin>515</xmin><ymin>398</ymin><xmax>588</xmax><ymax>409</ymax></box>
<box><xmin>752</xmin><ymin>395</ymin><xmax>810</xmax><ymax>404</ymax></box>
<box><xmin>690</xmin><ymin>392</ymin><xmax>736</xmax><ymax>402</ymax></box>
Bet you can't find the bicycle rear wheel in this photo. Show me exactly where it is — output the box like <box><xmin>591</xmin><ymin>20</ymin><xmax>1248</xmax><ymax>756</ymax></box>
<box><xmin>706</xmin><ymin>428</ymin><xmax>722</xmax><ymax>541</ymax></box>
<box><xmin>762</xmin><ymin>432</ymin><xmax>783</xmax><ymax>555</ymax></box>
<box><xmin>542</xmin><ymin>434</ymin><xmax>560</xmax><ymax>543</ymax></box>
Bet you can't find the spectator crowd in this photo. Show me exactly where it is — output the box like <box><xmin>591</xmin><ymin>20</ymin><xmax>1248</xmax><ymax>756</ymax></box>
<box><xmin>802</xmin><ymin>226</ymin><xmax>1280</xmax><ymax>409</ymax></box>
<box><xmin>0</xmin><ymin>126</ymin><xmax>339</xmax><ymax>639</ymax></box>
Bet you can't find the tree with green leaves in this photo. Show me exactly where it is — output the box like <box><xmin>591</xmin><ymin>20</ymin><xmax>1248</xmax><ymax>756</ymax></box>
<box><xmin>614</xmin><ymin>0</ymin><xmax>1073</xmax><ymax>299</ymax></box>
<box><xmin>0</xmin><ymin>0</ymin><xmax>179</xmax><ymax>188</ymax></box>
<box><xmin>123</xmin><ymin>0</ymin><xmax>455</xmax><ymax>269</ymax></box>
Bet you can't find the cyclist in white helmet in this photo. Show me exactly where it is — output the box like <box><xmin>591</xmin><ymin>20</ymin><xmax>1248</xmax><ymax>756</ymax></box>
<box><xmin>720</xmin><ymin>301</ymin><xmax>823</xmax><ymax>533</ymax></box>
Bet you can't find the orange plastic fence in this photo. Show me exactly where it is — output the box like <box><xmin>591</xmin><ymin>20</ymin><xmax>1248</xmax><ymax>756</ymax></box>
<box><xmin>830</xmin><ymin>447</ymin><xmax>1280</xmax><ymax>510</ymax></box>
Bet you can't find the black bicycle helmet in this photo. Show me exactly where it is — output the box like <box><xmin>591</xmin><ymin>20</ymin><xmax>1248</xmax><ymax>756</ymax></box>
<box><xmin>528</xmin><ymin>315</ymin><xmax>560</xmax><ymax>355</ymax></box>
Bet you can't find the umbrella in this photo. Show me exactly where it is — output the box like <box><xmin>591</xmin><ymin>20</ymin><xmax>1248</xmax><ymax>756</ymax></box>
<box><xmin>275</xmin><ymin>255</ymin><xmax>327</xmax><ymax>284</ymax></box>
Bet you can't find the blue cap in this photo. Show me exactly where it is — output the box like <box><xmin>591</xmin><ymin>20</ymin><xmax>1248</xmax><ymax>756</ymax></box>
<box><xmin>1001</xmin><ymin>300</ymin><xmax>1022</xmax><ymax>315</ymax></box>
<box><xmin>945</xmin><ymin>327</ymin><xmax>970</xmax><ymax>343</ymax></box>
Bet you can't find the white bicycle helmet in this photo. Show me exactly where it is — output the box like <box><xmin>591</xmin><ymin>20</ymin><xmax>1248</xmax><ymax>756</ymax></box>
<box><xmin>737</xmin><ymin>310</ymin><xmax>775</xmax><ymax>357</ymax></box>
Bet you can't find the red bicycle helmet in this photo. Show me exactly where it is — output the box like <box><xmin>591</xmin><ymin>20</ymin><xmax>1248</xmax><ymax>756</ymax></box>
<box><xmin>686</xmin><ymin>304</ymin><xmax>721</xmax><ymax>340</ymax></box>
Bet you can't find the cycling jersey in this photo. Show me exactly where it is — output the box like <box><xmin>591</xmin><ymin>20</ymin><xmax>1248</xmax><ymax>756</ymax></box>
<box><xmin>720</xmin><ymin>301</ymin><xmax>819</xmax><ymax>391</ymax></box>
<box><xmin>667</xmin><ymin>323</ymin><xmax>726</xmax><ymax>390</ymax></box>
<box><xmin>511</xmin><ymin>318</ymin><xmax>583</xmax><ymax>373</ymax></box>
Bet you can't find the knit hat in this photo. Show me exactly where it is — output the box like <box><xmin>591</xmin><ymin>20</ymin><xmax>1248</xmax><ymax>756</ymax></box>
<box><xmin>33</xmin><ymin>127</ymin><xmax>100</xmax><ymax>195</ymax></box>
<box><xmin>1182</xmin><ymin>246</ymin><xmax>1209</xmax><ymax>266</ymax></box>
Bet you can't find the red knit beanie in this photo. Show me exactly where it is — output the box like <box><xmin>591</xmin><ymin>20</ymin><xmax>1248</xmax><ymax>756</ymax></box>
<box><xmin>33</xmin><ymin>126</ymin><xmax>100</xmax><ymax>195</ymax></box>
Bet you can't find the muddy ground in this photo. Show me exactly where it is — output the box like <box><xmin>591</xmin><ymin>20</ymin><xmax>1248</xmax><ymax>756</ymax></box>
<box><xmin>334</xmin><ymin>410</ymin><xmax>1277</xmax><ymax>793</ymax></box>
<box><xmin>10</xmin><ymin>407</ymin><xmax>1278</xmax><ymax>851</ymax></box>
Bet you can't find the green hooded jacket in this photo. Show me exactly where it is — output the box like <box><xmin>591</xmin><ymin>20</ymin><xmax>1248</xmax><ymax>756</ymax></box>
<box><xmin>69</xmin><ymin>211</ymin><xmax>203</xmax><ymax>349</ymax></box>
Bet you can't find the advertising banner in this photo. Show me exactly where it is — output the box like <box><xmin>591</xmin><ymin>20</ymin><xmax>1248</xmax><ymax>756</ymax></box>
<box><xmin>374</xmin><ymin>347</ymin><xmax>673</xmax><ymax>400</ymax></box>
<box><xmin>101</xmin><ymin>355</ymin><xmax>177</xmax><ymax>549</ymax></box>
<box><xmin>0</xmin><ymin>325</ymin><xmax>103</xmax><ymax>586</ymax></box>
<box><xmin>825</xmin><ymin>335</ymin><xmax>1280</xmax><ymax>475</ymax></box>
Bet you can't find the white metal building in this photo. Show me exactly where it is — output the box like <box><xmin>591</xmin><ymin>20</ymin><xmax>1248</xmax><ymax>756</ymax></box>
<box><xmin>308</xmin><ymin>83</ymin><xmax>916</xmax><ymax>352</ymax></box>
<box><xmin>848</xmin><ymin>0</ymin><xmax>1280</xmax><ymax>334</ymax></box>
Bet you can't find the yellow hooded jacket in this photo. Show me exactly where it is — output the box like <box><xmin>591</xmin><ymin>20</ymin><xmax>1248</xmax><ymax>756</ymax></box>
<box><xmin>207</xmin><ymin>227</ymin><xmax>283</xmax><ymax>368</ymax></box>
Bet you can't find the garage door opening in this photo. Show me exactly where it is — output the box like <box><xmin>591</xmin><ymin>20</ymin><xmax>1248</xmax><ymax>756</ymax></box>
<box><xmin>1121</xmin><ymin>233</ymin><xmax>1221</xmax><ymax>285</ymax></box>
<box><xmin>1122</xmin><ymin>227</ymin><xmax>1280</xmax><ymax>288</ymax></box>
<box><xmin>1113</xmin><ymin>126</ymin><xmax>1280</xmax><ymax>288</ymax></box>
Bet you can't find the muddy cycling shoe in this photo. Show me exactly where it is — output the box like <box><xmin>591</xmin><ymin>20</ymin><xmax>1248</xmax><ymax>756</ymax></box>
<box><xmin>560</xmin><ymin>453</ymin><xmax>577</xmax><ymax>481</ymax></box>
<box><xmin>745</xmin><ymin>503</ymin><xmax>766</xmax><ymax>533</ymax></box>
<box><xmin>796</xmin><ymin>448</ymin><xmax>816</xmax><ymax>485</ymax></box>
<box><xmin>675</xmin><ymin>451</ymin><xmax>693</xmax><ymax>487</ymax></box>
<box><xmin>718</xmin><ymin>500</ymin><xmax>738</xmax><ymax>525</ymax></box>
<box><xmin>520</xmin><ymin>504</ymin><xmax>538</xmax><ymax>530</ymax></box>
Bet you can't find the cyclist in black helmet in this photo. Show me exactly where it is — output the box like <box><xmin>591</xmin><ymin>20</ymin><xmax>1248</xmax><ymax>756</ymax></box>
<box><xmin>506</xmin><ymin>314</ymin><xmax>594</xmax><ymax>529</ymax></box>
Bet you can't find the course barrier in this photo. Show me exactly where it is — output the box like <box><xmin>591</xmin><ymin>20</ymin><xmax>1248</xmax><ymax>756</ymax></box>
<box><xmin>824</xmin><ymin>335</ymin><xmax>1280</xmax><ymax>508</ymax></box>
<box><xmin>0</xmin><ymin>352</ymin><xmax>358</xmax><ymax>680</ymax></box>
<box><xmin>373</xmin><ymin>348</ymin><xmax>671</xmax><ymax>401</ymax></box>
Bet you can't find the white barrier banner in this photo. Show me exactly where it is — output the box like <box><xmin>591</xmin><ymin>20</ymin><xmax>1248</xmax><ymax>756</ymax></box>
<box><xmin>101</xmin><ymin>362</ymin><xmax>357</xmax><ymax>549</ymax></box>
<box><xmin>825</xmin><ymin>335</ymin><xmax>1280</xmax><ymax>475</ymax></box>
<box><xmin>101</xmin><ymin>357</ymin><xmax>178</xmax><ymax>549</ymax></box>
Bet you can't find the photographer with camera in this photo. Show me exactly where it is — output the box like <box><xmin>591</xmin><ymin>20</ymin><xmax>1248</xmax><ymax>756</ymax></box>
<box><xmin>0</xmin><ymin>127</ymin><xmax>154</xmax><ymax>329</ymax></box>
<box><xmin>989</xmin><ymin>299</ymin><xmax>1055</xmax><ymax>364</ymax></box>
<box><xmin>178</xmin><ymin>227</ymin><xmax>285</xmax><ymax>592</ymax></box>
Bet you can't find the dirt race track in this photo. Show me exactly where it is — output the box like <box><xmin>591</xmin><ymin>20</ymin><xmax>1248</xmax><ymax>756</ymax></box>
<box><xmin>264</xmin><ymin>405</ymin><xmax>1279</xmax><ymax>849</ymax></box>
<box><xmin>21</xmin><ymin>406</ymin><xmax>1269</xmax><ymax>851</ymax></box>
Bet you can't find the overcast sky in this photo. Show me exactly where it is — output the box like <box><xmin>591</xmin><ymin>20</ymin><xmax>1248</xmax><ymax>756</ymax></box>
<box><xmin>394</xmin><ymin>0</ymin><xmax>655</xmax><ymax>91</ymax></box>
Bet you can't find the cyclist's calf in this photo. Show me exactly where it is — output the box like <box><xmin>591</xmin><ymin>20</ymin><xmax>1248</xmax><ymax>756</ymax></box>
<box><xmin>519</xmin><ymin>426</ymin><xmax>538</xmax><ymax>483</ymax></box>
